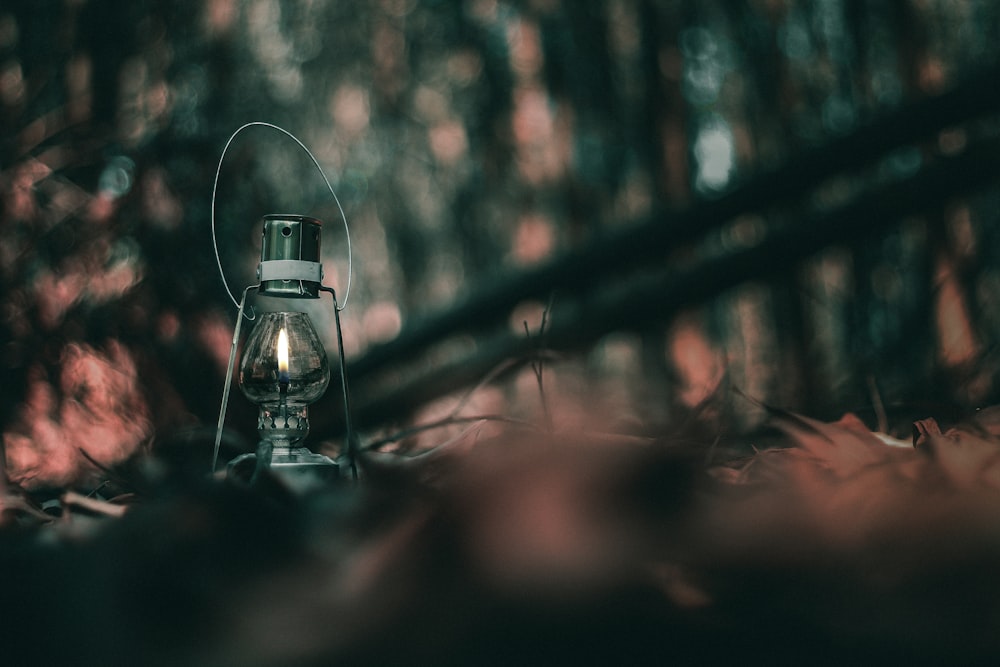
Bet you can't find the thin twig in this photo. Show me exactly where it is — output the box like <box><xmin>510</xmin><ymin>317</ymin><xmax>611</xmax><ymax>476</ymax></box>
<box><xmin>359</xmin><ymin>420</ymin><xmax>488</xmax><ymax>474</ymax></box>
<box><xmin>364</xmin><ymin>413</ymin><xmax>540</xmax><ymax>451</ymax></box>
<box><xmin>401</xmin><ymin>418</ymin><xmax>485</xmax><ymax>460</ymax></box>
<box><xmin>61</xmin><ymin>491</ymin><xmax>128</xmax><ymax>519</ymax></box>
<box><xmin>524</xmin><ymin>294</ymin><xmax>554</xmax><ymax>431</ymax></box>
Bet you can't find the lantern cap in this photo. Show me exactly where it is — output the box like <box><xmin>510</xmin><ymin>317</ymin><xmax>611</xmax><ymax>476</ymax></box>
<box><xmin>257</xmin><ymin>214</ymin><xmax>324</xmax><ymax>298</ymax></box>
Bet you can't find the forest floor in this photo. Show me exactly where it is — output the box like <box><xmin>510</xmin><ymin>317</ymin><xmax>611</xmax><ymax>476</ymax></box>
<box><xmin>4</xmin><ymin>399</ymin><xmax>1000</xmax><ymax>665</ymax></box>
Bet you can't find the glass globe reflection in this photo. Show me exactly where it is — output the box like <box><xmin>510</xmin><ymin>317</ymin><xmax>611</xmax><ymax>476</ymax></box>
<box><xmin>239</xmin><ymin>311</ymin><xmax>330</xmax><ymax>445</ymax></box>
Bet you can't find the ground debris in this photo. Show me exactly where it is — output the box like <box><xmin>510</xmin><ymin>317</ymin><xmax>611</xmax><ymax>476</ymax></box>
<box><xmin>5</xmin><ymin>409</ymin><xmax>1000</xmax><ymax>665</ymax></box>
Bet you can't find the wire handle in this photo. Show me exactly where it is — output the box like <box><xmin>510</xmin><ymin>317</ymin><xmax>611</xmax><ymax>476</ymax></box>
<box><xmin>210</xmin><ymin>121</ymin><xmax>353</xmax><ymax>314</ymax></box>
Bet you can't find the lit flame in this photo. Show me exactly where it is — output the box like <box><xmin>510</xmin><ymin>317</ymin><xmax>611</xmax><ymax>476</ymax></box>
<box><xmin>277</xmin><ymin>327</ymin><xmax>289</xmax><ymax>382</ymax></box>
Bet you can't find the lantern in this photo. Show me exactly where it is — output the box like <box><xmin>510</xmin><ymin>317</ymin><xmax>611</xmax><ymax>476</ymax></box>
<box><xmin>210</xmin><ymin>124</ymin><xmax>355</xmax><ymax>487</ymax></box>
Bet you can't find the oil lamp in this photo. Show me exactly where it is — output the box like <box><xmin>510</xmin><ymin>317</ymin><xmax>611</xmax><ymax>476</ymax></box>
<box><xmin>210</xmin><ymin>124</ymin><xmax>355</xmax><ymax>487</ymax></box>
<box><xmin>233</xmin><ymin>215</ymin><xmax>336</xmax><ymax>480</ymax></box>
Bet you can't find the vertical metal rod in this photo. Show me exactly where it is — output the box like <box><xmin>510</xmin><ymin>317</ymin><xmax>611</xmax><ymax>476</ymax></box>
<box><xmin>213</xmin><ymin>286</ymin><xmax>257</xmax><ymax>473</ymax></box>
<box><xmin>323</xmin><ymin>287</ymin><xmax>357</xmax><ymax>479</ymax></box>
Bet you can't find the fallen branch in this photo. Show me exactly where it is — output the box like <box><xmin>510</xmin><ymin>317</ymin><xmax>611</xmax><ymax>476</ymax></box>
<box><xmin>61</xmin><ymin>491</ymin><xmax>128</xmax><ymax>519</ymax></box>
<box><xmin>346</xmin><ymin>61</ymin><xmax>1000</xmax><ymax>386</ymax></box>
<box><xmin>327</xmin><ymin>136</ymin><xmax>1000</xmax><ymax>435</ymax></box>
<box><xmin>363</xmin><ymin>414</ymin><xmax>541</xmax><ymax>452</ymax></box>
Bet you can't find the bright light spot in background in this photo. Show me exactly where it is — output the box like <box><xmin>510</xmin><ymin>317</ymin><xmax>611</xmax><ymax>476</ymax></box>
<box><xmin>246</xmin><ymin>0</ymin><xmax>308</xmax><ymax>100</ymax></box>
<box><xmin>414</xmin><ymin>85</ymin><xmax>449</xmax><ymax>121</ymax></box>
<box><xmin>512</xmin><ymin>86</ymin><xmax>554</xmax><ymax>147</ymax></box>
<box><xmin>330</xmin><ymin>83</ymin><xmax>371</xmax><ymax>137</ymax></box>
<box><xmin>693</xmin><ymin>115</ymin><xmax>735</xmax><ymax>193</ymax></box>
<box><xmin>680</xmin><ymin>26</ymin><xmax>732</xmax><ymax>106</ymax></box>
<box><xmin>446</xmin><ymin>49</ymin><xmax>483</xmax><ymax>86</ymax></box>
<box><xmin>429</xmin><ymin>119</ymin><xmax>468</xmax><ymax>166</ymax></box>
<box><xmin>204</xmin><ymin>0</ymin><xmax>238</xmax><ymax>35</ymax></box>
<box><xmin>667</xmin><ymin>317</ymin><xmax>724</xmax><ymax>409</ymax></box>
<box><xmin>507</xmin><ymin>16</ymin><xmax>543</xmax><ymax>79</ymax></box>
<box><xmin>511</xmin><ymin>85</ymin><xmax>568</xmax><ymax>185</ymax></box>
<box><xmin>98</xmin><ymin>156</ymin><xmax>136</xmax><ymax>199</ymax></box>
<box><xmin>157</xmin><ymin>311</ymin><xmax>181</xmax><ymax>342</ymax></box>
<box><xmin>918</xmin><ymin>57</ymin><xmax>946</xmax><ymax>93</ymax></box>
<box><xmin>141</xmin><ymin>167</ymin><xmax>184</xmax><ymax>230</ymax></box>
<box><xmin>512</xmin><ymin>212</ymin><xmax>554</xmax><ymax>265</ymax></box>
<box><xmin>426</xmin><ymin>252</ymin><xmax>466</xmax><ymax>305</ymax></box>
<box><xmin>362</xmin><ymin>301</ymin><xmax>402</xmax><ymax>344</ymax></box>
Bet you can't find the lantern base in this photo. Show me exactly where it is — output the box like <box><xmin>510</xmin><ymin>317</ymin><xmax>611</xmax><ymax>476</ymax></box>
<box><xmin>227</xmin><ymin>442</ymin><xmax>340</xmax><ymax>492</ymax></box>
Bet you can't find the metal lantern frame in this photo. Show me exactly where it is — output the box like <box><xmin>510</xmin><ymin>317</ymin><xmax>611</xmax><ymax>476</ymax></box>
<box><xmin>210</xmin><ymin>122</ymin><xmax>356</xmax><ymax>481</ymax></box>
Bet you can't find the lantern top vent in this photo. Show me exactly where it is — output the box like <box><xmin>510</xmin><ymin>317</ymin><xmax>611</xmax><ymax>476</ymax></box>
<box><xmin>258</xmin><ymin>214</ymin><xmax>324</xmax><ymax>299</ymax></box>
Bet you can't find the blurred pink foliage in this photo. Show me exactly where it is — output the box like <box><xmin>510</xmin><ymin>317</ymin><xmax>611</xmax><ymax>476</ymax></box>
<box><xmin>4</xmin><ymin>341</ymin><xmax>150</xmax><ymax>489</ymax></box>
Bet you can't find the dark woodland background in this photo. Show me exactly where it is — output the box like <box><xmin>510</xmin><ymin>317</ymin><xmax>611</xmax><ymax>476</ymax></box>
<box><xmin>4</xmin><ymin>0</ymin><xmax>1000</xmax><ymax>486</ymax></box>
<box><xmin>5</xmin><ymin>0</ymin><xmax>1000</xmax><ymax>665</ymax></box>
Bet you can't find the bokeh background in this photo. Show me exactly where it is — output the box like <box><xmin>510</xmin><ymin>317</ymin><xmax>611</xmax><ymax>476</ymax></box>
<box><xmin>3</xmin><ymin>0</ymin><xmax>1000</xmax><ymax>487</ymax></box>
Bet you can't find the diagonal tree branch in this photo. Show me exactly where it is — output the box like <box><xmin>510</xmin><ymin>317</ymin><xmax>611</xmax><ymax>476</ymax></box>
<box><xmin>347</xmin><ymin>61</ymin><xmax>1000</xmax><ymax>385</ymax></box>
<box><xmin>321</xmin><ymin>135</ymin><xmax>1000</xmax><ymax>435</ymax></box>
